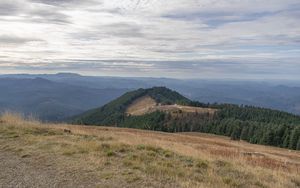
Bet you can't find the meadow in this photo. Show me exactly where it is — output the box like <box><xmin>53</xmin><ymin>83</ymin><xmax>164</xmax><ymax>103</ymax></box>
<box><xmin>0</xmin><ymin>113</ymin><xmax>299</xmax><ymax>188</ymax></box>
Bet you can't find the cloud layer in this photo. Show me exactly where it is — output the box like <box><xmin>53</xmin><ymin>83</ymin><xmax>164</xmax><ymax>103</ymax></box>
<box><xmin>0</xmin><ymin>0</ymin><xmax>299</xmax><ymax>79</ymax></box>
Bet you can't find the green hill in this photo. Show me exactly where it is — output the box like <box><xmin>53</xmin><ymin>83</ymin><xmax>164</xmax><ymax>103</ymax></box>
<box><xmin>72</xmin><ymin>87</ymin><xmax>190</xmax><ymax>126</ymax></box>
<box><xmin>73</xmin><ymin>87</ymin><xmax>300</xmax><ymax>150</ymax></box>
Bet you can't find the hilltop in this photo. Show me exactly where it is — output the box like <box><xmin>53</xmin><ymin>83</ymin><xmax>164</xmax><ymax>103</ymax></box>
<box><xmin>1</xmin><ymin>113</ymin><xmax>300</xmax><ymax>188</ymax></box>
<box><xmin>73</xmin><ymin>87</ymin><xmax>191</xmax><ymax>125</ymax></box>
<box><xmin>73</xmin><ymin>87</ymin><xmax>300</xmax><ymax>150</ymax></box>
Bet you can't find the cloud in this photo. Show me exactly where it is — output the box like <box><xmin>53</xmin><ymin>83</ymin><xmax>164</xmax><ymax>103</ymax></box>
<box><xmin>30</xmin><ymin>0</ymin><xmax>98</xmax><ymax>7</ymax></box>
<box><xmin>0</xmin><ymin>0</ymin><xmax>299</xmax><ymax>79</ymax></box>
<box><xmin>102</xmin><ymin>23</ymin><xmax>144</xmax><ymax>38</ymax></box>
<box><xmin>0</xmin><ymin>1</ymin><xmax>25</xmax><ymax>15</ymax></box>
<box><xmin>71</xmin><ymin>22</ymin><xmax>144</xmax><ymax>40</ymax></box>
<box><xmin>0</xmin><ymin>0</ymin><xmax>71</xmax><ymax>24</ymax></box>
<box><xmin>29</xmin><ymin>8</ymin><xmax>71</xmax><ymax>24</ymax></box>
<box><xmin>0</xmin><ymin>35</ymin><xmax>43</xmax><ymax>45</ymax></box>
<box><xmin>1</xmin><ymin>58</ymin><xmax>299</xmax><ymax>80</ymax></box>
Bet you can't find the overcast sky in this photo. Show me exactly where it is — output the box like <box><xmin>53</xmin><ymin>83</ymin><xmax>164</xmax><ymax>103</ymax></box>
<box><xmin>0</xmin><ymin>0</ymin><xmax>299</xmax><ymax>79</ymax></box>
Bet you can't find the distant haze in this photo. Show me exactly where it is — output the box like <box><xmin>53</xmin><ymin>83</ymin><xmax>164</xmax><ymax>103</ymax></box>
<box><xmin>0</xmin><ymin>0</ymin><xmax>299</xmax><ymax>79</ymax></box>
<box><xmin>1</xmin><ymin>73</ymin><xmax>300</xmax><ymax>121</ymax></box>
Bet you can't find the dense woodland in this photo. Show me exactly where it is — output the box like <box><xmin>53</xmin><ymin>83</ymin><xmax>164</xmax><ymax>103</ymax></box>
<box><xmin>74</xmin><ymin>87</ymin><xmax>300</xmax><ymax>150</ymax></box>
<box><xmin>180</xmin><ymin>105</ymin><xmax>300</xmax><ymax>150</ymax></box>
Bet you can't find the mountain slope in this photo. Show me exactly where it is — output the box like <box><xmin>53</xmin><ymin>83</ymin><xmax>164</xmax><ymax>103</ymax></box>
<box><xmin>73</xmin><ymin>87</ymin><xmax>300</xmax><ymax>150</ymax></box>
<box><xmin>73</xmin><ymin>87</ymin><xmax>190</xmax><ymax>125</ymax></box>
<box><xmin>0</xmin><ymin>77</ymin><xmax>128</xmax><ymax>121</ymax></box>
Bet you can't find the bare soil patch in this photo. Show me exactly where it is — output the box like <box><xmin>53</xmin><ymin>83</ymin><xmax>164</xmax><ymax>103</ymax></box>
<box><xmin>126</xmin><ymin>96</ymin><xmax>217</xmax><ymax>116</ymax></box>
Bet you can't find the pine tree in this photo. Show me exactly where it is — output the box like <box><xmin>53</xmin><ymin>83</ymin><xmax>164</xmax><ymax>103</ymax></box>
<box><xmin>230</xmin><ymin>125</ymin><xmax>241</xmax><ymax>140</ymax></box>
<box><xmin>296</xmin><ymin>138</ymin><xmax>300</xmax><ymax>150</ymax></box>
<box><xmin>261</xmin><ymin>130</ymin><xmax>274</xmax><ymax>145</ymax></box>
<box><xmin>289</xmin><ymin>127</ymin><xmax>300</xmax><ymax>149</ymax></box>
<box><xmin>282</xmin><ymin>129</ymin><xmax>290</xmax><ymax>148</ymax></box>
<box><xmin>240</xmin><ymin>126</ymin><xmax>249</xmax><ymax>141</ymax></box>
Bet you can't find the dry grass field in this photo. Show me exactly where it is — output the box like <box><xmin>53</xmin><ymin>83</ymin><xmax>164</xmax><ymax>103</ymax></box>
<box><xmin>0</xmin><ymin>113</ymin><xmax>300</xmax><ymax>188</ymax></box>
<box><xmin>126</xmin><ymin>96</ymin><xmax>157</xmax><ymax>115</ymax></box>
<box><xmin>126</xmin><ymin>95</ymin><xmax>216</xmax><ymax>116</ymax></box>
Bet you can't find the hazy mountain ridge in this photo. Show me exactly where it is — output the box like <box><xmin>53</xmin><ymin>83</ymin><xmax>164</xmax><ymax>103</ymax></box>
<box><xmin>0</xmin><ymin>77</ymin><xmax>128</xmax><ymax>121</ymax></box>
<box><xmin>1</xmin><ymin>73</ymin><xmax>300</xmax><ymax>121</ymax></box>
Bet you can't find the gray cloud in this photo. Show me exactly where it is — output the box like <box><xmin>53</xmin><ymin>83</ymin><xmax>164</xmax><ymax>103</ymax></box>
<box><xmin>0</xmin><ymin>0</ymin><xmax>71</xmax><ymax>24</ymax></box>
<box><xmin>29</xmin><ymin>9</ymin><xmax>71</xmax><ymax>24</ymax></box>
<box><xmin>70</xmin><ymin>22</ymin><xmax>144</xmax><ymax>42</ymax></box>
<box><xmin>30</xmin><ymin>0</ymin><xmax>98</xmax><ymax>7</ymax></box>
<box><xmin>0</xmin><ymin>1</ymin><xmax>23</xmax><ymax>15</ymax></box>
<box><xmin>163</xmin><ymin>11</ymin><xmax>277</xmax><ymax>28</ymax></box>
<box><xmin>0</xmin><ymin>35</ymin><xmax>43</xmax><ymax>45</ymax></box>
<box><xmin>103</xmin><ymin>23</ymin><xmax>144</xmax><ymax>38</ymax></box>
<box><xmin>0</xmin><ymin>0</ymin><xmax>299</xmax><ymax>79</ymax></box>
<box><xmin>1</xmin><ymin>59</ymin><xmax>299</xmax><ymax>79</ymax></box>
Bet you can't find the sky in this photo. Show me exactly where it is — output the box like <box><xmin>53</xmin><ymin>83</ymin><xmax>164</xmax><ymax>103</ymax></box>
<box><xmin>0</xmin><ymin>0</ymin><xmax>299</xmax><ymax>79</ymax></box>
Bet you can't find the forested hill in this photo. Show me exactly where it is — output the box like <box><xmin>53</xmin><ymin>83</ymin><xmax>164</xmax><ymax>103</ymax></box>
<box><xmin>73</xmin><ymin>87</ymin><xmax>300</xmax><ymax>150</ymax></box>
<box><xmin>72</xmin><ymin>87</ymin><xmax>190</xmax><ymax>125</ymax></box>
<box><xmin>216</xmin><ymin>104</ymin><xmax>300</xmax><ymax>125</ymax></box>
<box><xmin>205</xmin><ymin>104</ymin><xmax>300</xmax><ymax>150</ymax></box>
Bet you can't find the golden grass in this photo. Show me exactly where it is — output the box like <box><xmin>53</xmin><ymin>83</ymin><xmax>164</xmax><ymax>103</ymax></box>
<box><xmin>125</xmin><ymin>95</ymin><xmax>217</xmax><ymax>116</ymax></box>
<box><xmin>156</xmin><ymin>104</ymin><xmax>217</xmax><ymax>114</ymax></box>
<box><xmin>0</xmin><ymin>113</ymin><xmax>300</xmax><ymax>188</ymax></box>
<box><xmin>126</xmin><ymin>95</ymin><xmax>157</xmax><ymax>115</ymax></box>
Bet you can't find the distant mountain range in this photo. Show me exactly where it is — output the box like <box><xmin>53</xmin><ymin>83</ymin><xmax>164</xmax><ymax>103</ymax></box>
<box><xmin>0</xmin><ymin>77</ymin><xmax>127</xmax><ymax>121</ymax></box>
<box><xmin>0</xmin><ymin>73</ymin><xmax>300</xmax><ymax>122</ymax></box>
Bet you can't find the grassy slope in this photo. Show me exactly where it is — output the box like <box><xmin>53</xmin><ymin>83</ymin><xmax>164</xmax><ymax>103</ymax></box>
<box><xmin>1</xmin><ymin>113</ymin><xmax>300</xmax><ymax>188</ymax></box>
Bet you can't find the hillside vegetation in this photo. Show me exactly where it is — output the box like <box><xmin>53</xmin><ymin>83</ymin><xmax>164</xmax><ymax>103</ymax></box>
<box><xmin>1</xmin><ymin>113</ymin><xmax>300</xmax><ymax>188</ymax></box>
<box><xmin>73</xmin><ymin>87</ymin><xmax>300</xmax><ymax>150</ymax></box>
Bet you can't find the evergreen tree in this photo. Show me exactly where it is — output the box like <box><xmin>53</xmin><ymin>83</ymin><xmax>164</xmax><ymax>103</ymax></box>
<box><xmin>297</xmin><ymin>138</ymin><xmax>300</xmax><ymax>150</ymax></box>
<box><xmin>289</xmin><ymin>127</ymin><xmax>300</xmax><ymax>150</ymax></box>
<box><xmin>240</xmin><ymin>126</ymin><xmax>249</xmax><ymax>141</ymax></box>
<box><xmin>230</xmin><ymin>125</ymin><xmax>241</xmax><ymax>140</ymax></box>
<box><xmin>261</xmin><ymin>130</ymin><xmax>274</xmax><ymax>145</ymax></box>
<box><xmin>282</xmin><ymin>129</ymin><xmax>291</xmax><ymax>148</ymax></box>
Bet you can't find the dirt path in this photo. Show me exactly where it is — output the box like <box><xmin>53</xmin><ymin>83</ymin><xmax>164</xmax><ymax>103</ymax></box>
<box><xmin>0</xmin><ymin>151</ymin><xmax>102</xmax><ymax>188</ymax></box>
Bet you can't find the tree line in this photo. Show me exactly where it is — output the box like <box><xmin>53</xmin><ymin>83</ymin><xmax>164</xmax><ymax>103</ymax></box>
<box><xmin>119</xmin><ymin>104</ymin><xmax>300</xmax><ymax>150</ymax></box>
